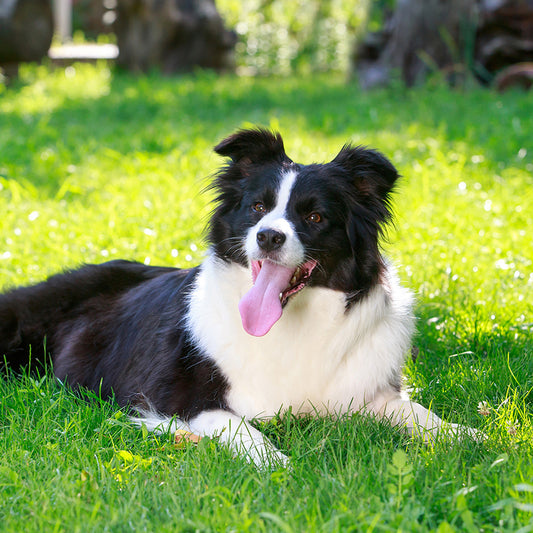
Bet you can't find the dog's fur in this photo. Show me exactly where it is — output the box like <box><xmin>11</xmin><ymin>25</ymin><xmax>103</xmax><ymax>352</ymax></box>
<box><xmin>0</xmin><ymin>129</ymin><xmax>473</xmax><ymax>466</ymax></box>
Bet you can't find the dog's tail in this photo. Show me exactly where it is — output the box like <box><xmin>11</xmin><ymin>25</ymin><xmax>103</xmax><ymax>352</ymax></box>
<box><xmin>0</xmin><ymin>260</ymin><xmax>176</xmax><ymax>374</ymax></box>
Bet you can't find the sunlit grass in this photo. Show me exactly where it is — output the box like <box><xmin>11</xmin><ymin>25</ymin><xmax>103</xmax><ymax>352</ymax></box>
<box><xmin>1</xmin><ymin>64</ymin><xmax>532</xmax><ymax>531</ymax></box>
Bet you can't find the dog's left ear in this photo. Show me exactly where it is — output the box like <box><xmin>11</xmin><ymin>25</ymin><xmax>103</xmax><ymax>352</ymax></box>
<box><xmin>214</xmin><ymin>128</ymin><xmax>291</xmax><ymax>165</ymax></box>
<box><xmin>332</xmin><ymin>145</ymin><xmax>399</xmax><ymax>202</ymax></box>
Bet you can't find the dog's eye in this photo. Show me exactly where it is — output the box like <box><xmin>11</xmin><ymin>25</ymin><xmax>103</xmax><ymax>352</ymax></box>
<box><xmin>252</xmin><ymin>202</ymin><xmax>266</xmax><ymax>213</ymax></box>
<box><xmin>306</xmin><ymin>212</ymin><xmax>322</xmax><ymax>224</ymax></box>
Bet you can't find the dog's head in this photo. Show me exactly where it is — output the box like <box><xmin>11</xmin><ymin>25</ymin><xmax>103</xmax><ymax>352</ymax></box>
<box><xmin>208</xmin><ymin>128</ymin><xmax>399</xmax><ymax>336</ymax></box>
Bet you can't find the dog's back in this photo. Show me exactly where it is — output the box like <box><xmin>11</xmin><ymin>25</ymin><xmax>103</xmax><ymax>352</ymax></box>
<box><xmin>0</xmin><ymin>260</ymin><xmax>177</xmax><ymax>374</ymax></box>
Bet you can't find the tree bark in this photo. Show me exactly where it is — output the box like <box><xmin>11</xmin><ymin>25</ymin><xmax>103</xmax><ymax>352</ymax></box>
<box><xmin>114</xmin><ymin>0</ymin><xmax>236</xmax><ymax>74</ymax></box>
<box><xmin>354</xmin><ymin>0</ymin><xmax>478</xmax><ymax>88</ymax></box>
<box><xmin>0</xmin><ymin>0</ymin><xmax>54</xmax><ymax>78</ymax></box>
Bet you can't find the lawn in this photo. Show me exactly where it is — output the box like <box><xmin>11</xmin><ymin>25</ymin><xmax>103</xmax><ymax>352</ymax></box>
<box><xmin>0</xmin><ymin>64</ymin><xmax>532</xmax><ymax>532</ymax></box>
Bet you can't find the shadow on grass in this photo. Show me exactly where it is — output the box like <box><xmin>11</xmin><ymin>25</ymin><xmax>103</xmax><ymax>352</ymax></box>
<box><xmin>411</xmin><ymin>300</ymin><xmax>533</xmax><ymax>414</ymax></box>
<box><xmin>1</xmin><ymin>68</ymin><xmax>531</xmax><ymax>197</ymax></box>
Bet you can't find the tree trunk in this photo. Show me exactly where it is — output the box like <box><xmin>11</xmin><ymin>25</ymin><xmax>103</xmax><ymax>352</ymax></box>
<box><xmin>354</xmin><ymin>0</ymin><xmax>478</xmax><ymax>88</ymax></box>
<box><xmin>0</xmin><ymin>0</ymin><xmax>54</xmax><ymax>78</ymax></box>
<box><xmin>114</xmin><ymin>0</ymin><xmax>236</xmax><ymax>74</ymax></box>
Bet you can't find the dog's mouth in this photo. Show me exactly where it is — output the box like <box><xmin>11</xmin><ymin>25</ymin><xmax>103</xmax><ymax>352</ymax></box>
<box><xmin>255</xmin><ymin>259</ymin><xmax>317</xmax><ymax>306</ymax></box>
<box><xmin>238</xmin><ymin>259</ymin><xmax>317</xmax><ymax>337</ymax></box>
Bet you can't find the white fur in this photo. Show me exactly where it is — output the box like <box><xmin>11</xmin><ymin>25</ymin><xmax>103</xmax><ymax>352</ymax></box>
<box><xmin>178</xmin><ymin>252</ymin><xmax>478</xmax><ymax>466</ymax></box>
<box><xmin>187</xmin><ymin>254</ymin><xmax>413</xmax><ymax>419</ymax></box>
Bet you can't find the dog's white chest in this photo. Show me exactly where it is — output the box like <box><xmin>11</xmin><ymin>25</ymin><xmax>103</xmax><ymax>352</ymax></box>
<box><xmin>186</xmin><ymin>256</ymin><xmax>413</xmax><ymax>419</ymax></box>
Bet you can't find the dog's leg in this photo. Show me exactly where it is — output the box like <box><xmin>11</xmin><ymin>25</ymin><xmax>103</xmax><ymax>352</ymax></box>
<box><xmin>188</xmin><ymin>410</ymin><xmax>289</xmax><ymax>468</ymax></box>
<box><xmin>367</xmin><ymin>392</ymin><xmax>479</xmax><ymax>442</ymax></box>
<box><xmin>133</xmin><ymin>408</ymin><xmax>287</xmax><ymax>467</ymax></box>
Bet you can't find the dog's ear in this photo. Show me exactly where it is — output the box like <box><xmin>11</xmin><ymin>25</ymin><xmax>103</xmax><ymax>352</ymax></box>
<box><xmin>332</xmin><ymin>145</ymin><xmax>399</xmax><ymax>203</ymax></box>
<box><xmin>214</xmin><ymin>128</ymin><xmax>290</xmax><ymax>165</ymax></box>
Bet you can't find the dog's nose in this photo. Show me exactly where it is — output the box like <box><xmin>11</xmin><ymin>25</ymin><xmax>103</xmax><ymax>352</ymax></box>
<box><xmin>256</xmin><ymin>229</ymin><xmax>286</xmax><ymax>251</ymax></box>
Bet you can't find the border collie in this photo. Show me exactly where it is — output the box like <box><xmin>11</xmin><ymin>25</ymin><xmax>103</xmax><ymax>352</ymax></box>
<box><xmin>0</xmin><ymin>128</ymin><xmax>474</xmax><ymax>466</ymax></box>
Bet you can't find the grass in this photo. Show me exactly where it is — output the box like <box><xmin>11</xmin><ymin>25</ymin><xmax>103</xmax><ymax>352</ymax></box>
<box><xmin>0</xmin><ymin>63</ymin><xmax>532</xmax><ymax>532</ymax></box>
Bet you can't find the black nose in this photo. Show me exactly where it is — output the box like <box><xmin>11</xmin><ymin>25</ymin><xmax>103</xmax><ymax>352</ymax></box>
<box><xmin>256</xmin><ymin>229</ymin><xmax>286</xmax><ymax>252</ymax></box>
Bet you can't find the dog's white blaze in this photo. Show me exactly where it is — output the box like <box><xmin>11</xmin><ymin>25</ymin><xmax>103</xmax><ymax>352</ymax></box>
<box><xmin>245</xmin><ymin>169</ymin><xmax>304</xmax><ymax>267</ymax></box>
<box><xmin>273</xmin><ymin>168</ymin><xmax>297</xmax><ymax>216</ymax></box>
<box><xmin>187</xmin><ymin>254</ymin><xmax>415</xmax><ymax>420</ymax></box>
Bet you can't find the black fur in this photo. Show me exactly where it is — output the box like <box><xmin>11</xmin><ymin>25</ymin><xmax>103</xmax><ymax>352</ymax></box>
<box><xmin>0</xmin><ymin>261</ymin><xmax>228</xmax><ymax>419</ymax></box>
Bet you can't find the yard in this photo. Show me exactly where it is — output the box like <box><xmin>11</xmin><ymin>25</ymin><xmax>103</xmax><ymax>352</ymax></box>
<box><xmin>0</xmin><ymin>64</ymin><xmax>532</xmax><ymax>531</ymax></box>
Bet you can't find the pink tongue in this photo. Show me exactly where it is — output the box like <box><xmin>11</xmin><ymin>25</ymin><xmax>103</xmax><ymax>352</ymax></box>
<box><xmin>239</xmin><ymin>260</ymin><xmax>294</xmax><ymax>337</ymax></box>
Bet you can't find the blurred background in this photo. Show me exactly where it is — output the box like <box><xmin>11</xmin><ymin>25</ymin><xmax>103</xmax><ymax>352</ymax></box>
<box><xmin>1</xmin><ymin>0</ymin><xmax>532</xmax><ymax>89</ymax></box>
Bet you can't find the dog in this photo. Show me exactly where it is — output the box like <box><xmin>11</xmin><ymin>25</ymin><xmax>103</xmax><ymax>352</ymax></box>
<box><xmin>0</xmin><ymin>128</ymin><xmax>474</xmax><ymax>466</ymax></box>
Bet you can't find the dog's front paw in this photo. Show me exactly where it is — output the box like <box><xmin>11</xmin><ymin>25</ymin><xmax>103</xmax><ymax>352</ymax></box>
<box><xmin>428</xmin><ymin>422</ymin><xmax>486</xmax><ymax>444</ymax></box>
<box><xmin>449</xmin><ymin>423</ymin><xmax>487</xmax><ymax>443</ymax></box>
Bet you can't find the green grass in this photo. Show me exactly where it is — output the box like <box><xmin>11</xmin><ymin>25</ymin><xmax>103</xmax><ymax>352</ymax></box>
<box><xmin>1</xmin><ymin>64</ymin><xmax>532</xmax><ymax>532</ymax></box>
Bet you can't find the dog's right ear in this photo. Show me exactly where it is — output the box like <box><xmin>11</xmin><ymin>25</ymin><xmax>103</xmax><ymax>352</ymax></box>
<box><xmin>214</xmin><ymin>128</ymin><xmax>290</xmax><ymax>165</ymax></box>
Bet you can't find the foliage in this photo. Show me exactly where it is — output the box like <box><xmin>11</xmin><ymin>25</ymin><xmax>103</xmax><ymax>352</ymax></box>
<box><xmin>67</xmin><ymin>0</ymin><xmax>370</xmax><ymax>75</ymax></box>
<box><xmin>365</xmin><ymin>0</ymin><xmax>395</xmax><ymax>33</ymax></box>
<box><xmin>0</xmin><ymin>64</ymin><xmax>532</xmax><ymax>531</ymax></box>
<box><xmin>218</xmin><ymin>0</ymin><xmax>370</xmax><ymax>74</ymax></box>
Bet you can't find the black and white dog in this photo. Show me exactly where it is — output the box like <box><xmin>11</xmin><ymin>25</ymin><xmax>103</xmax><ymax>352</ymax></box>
<box><xmin>0</xmin><ymin>128</ymin><xmax>472</xmax><ymax>466</ymax></box>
